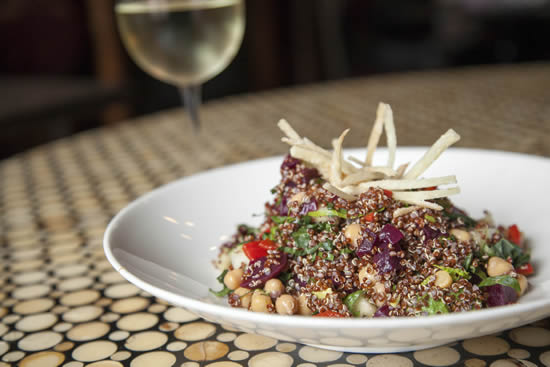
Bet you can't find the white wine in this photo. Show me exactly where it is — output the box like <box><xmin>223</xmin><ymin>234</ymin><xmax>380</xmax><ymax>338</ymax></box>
<box><xmin>116</xmin><ymin>0</ymin><xmax>245</xmax><ymax>86</ymax></box>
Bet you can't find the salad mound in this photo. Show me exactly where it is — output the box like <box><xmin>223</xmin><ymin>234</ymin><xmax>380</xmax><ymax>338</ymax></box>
<box><xmin>212</xmin><ymin>103</ymin><xmax>532</xmax><ymax>317</ymax></box>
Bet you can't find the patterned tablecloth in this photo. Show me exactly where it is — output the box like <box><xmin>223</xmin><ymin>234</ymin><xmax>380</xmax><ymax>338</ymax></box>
<box><xmin>1</xmin><ymin>63</ymin><xmax>549</xmax><ymax>367</ymax></box>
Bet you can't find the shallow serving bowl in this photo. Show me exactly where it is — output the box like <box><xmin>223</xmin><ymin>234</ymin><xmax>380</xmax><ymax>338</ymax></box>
<box><xmin>104</xmin><ymin>148</ymin><xmax>550</xmax><ymax>353</ymax></box>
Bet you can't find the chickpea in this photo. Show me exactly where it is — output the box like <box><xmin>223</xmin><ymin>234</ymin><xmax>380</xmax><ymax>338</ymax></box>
<box><xmin>275</xmin><ymin>294</ymin><xmax>298</xmax><ymax>315</ymax></box>
<box><xmin>290</xmin><ymin>192</ymin><xmax>306</xmax><ymax>204</ymax></box>
<box><xmin>223</xmin><ymin>268</ymin><xmax>244</xmax><ymax>290</ymax></box>
<box><xmin>234</xmin><ymin>287</ymin><xmax>252</xmax><ymax>309</ymax></box>
<box><xmin>434</xmin><ymin>270</ymin><xmax>453</xmax><ymax>288</ymax></box>
<box><xmin>297</xmin><ymin>294</ymin><xmax>313</xmax><ymax>315</ymax></box>
<box><xmin>358</xmin><ymin>264</ymin><xmax>377</xmax><ymax>285</ymax></box>
<box><xmin>344</xmin><ymin>223</ymin><xmax>361</xmax><ymax>244</ymax></box>
<box><xmin>517</xmin><ymin>274</ymin><xmax>528</xmax><ymax>296</ymax></box>
<box><xmin>487</xmin><ymin>257</ymin><xmax>514</xmax><ymax>277</ymax></box>
<box><xmin>450</xmin><ymin>228</ymin><xmax>471</xmax><ymax>242</ymax></box>
<box><xmin>250</xmin><ymin>290</ymin><xmax>273</xmax><ymax>313</ymax></box>
<box><xmin>264</xmin><ymin>278</ymin><xmax>284</xmax><ymax>298</ymax></box>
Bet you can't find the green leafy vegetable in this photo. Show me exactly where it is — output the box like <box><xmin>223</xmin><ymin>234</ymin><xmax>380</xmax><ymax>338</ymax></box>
<box><xmin>463</xmin><ymin>253</ymin><xmax>473</xmax><ymax>272</ymax></box>
<box><xmin>210</xmin><ymin>270</ymin><xmax>233</xmax><ymax>297</ymax></box>
<box><xmin>420</xmin><ymin>275</ymin><xmax>434</xmax><ymax>286</ymax></box>
<box><xmin>271</xmin><ymin>216</ymin><xmax>292</xmax><ymax>224</ymax></box>
<box><xmin>424</xmin><ymin>214</ymin><xmax>436</xmax><ymax>223</ymax></box>
<box><xmin>475</xmin><ymin>267</ymin><xmax>488</xmax><ymax>281</ymax></box>
<box><xmin>343</xmin><ymin>290</ymin><xmax>365</xmax><ymax>317</ymax></box>
<box><xmin>434</xmin><ymin>265</ymin><xmax>471</xmax><ymax>281</ymax></box>
<box><xmin>479</xmin><ymin>275</ymin><xmax>521</xmax><ymax>293</ymax></box>
<box><xmin>482</xmin><ymin>239</ymin><xmax>530</xmax><ymax>268</ymax></box>
<box><xmin>422</xmin><ymin>296</ymin><xmax>449</xmax><ymax>315</ymax></box>
<box><xmin>307</xmin><ymin>207</ymin><xmax>347</xmax><ymax>219</ymax></box>
<box><xmin>278</xmin><ymin>271</ymin><xmax>293</xmax><ymax>283</ymax></box>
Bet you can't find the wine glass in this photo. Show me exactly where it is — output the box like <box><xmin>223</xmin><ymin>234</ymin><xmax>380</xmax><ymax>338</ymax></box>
<box><xmin>115</xmin><ymin>0</ymin><xmax>245</xmax><ymax>129</ymax></box>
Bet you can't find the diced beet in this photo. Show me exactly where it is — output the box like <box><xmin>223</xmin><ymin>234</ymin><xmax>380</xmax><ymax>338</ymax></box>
<box><xmin>299</xmin><ymin>198</ymin><xmax>318</xmax><ymax>216</ymax></box>
<box><xmin>281</xmin><ymin>155</ymin><xmax>300</xmax><ymax>170</ymax></box>
<box><xmin>373</xmin><ymin>250</ymin><xmax>401</xmax><ymax>274</ymax></box>
<box><xmin>486</xmin><ymin>284</ymin><xmax>518</xmax><ymax>307</ymax></box>
<box><xmin>374</xmin><ymin>304</ymin><xmax>391</xmax><ymax>317</ymax></box>
<box><xmin>294</xmin><ymin>274</ymin><xmax>308</xmax><ymax>288</ymax></box>
<box><xmin>241</xmin><ymin>253</ymin><xmax>288</xmax><ymax>289</ymax></box>
<box><xmin>302</xmin><ymin>167</ymin><xmax>320</xmax><ymax>183</ymax></box>
<box><xmin>423</xmin><ymin>226</ymin><xmax>442</xmax><ymax>243</ymax></box>
<box><xmin>378</xmin><ymin>224</ymin><xmax>404</xmax><ymax>245</ymax></box>
<box><xmin>284</xmin><ymin>181</ymin><xmax>297</xmax><ymax>188</ymax></box>
<box><xmin>275</xmin><ymin>196</ymin><xmax>288</xmax><ymax>216</ymax></box>
<box><xmin>356</xmin><ymin>229</ymin><xmax>377</xmax><ymax>257</ymax></box>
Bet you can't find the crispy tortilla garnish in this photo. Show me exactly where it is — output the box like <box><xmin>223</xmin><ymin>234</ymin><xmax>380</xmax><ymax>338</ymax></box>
<box><xmin>404</xmin><ymin>129</ymin><xmax>460</xmax><ymax>179</ymax></box>
<box><xmin>323</xmin><ymin>183</ymin><xmax>357</xmax><ymax>201</ymax></box>
<box><xmin>278</xmin><ymin>105</ymin><xmax>461</xmax><ymax>210</ymax></box>
<box><xmin>393</xmin><ymin>206</ymin><xmax>422</xmax><ymax>218</ymax></box>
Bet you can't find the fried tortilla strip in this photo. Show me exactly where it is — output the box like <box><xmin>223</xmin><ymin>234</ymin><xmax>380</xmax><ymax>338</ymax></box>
<box><xmin>404</xmin><ymin>129</ymin><xmax>460</xmax><ymax>179</ymax></box>
<box><xmin>365</xmin><ymin>103</ymin><xmax>387</xmax><ymax>166</ymax></box>
<box><xmin>330</xmin><ymin>129</ymin><xmax>350</xmax><ymax>187</ymax></box>
<box><xmin>346</xmin><ymin>175</ymin><xmax>457</xmax><ymax>193</ymax></box>
<box><xmin>323</xmin><ymin>182</ymin><xmax>357</xmax><ymax>201</ymax></box>
<box><xmin>393</xmin><ymin>206</ymin><xmax>422</xmax><ymax>218</ymax></box>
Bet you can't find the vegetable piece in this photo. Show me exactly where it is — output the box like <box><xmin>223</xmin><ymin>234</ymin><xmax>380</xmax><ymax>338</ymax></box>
<box><xmin>230</xmin><ymin>245</ymin><xmax>249</xmax><ymax>269</ymax></box>
<box><xmin>378</xmin><ymin>224</ymin><xmax>403</xmax><ymax>245</ymax></box>
<box><xmin>241</xmin><ymin>253</ymin><xmax>288</xmax><ymax>289</ymax></box>
<box><xmin>434</xmin><ymin>265</ymin><xmax>471</xmax><ymax>281</ymax></box>
<box><xmin>479</xmin><ymin>275</ymin><xmax>521</xmax><ymax>293</ymax></box>
<box><xmin>422</xmin><ymin>296</ymin><xmax>449</xmax><ymax>315</ymax></box>
<box><xmin>485</xmin><ymin>284</ymin><xmax>518</xmax><ymax>307</ymax></box>
<box><xmin>343</xmin><ymin>290</ymin><xmax>365</xmax><ymax>316</ymax></box>
<box><xmin>424</xmin><ymin>214</ymin><xmax>436</xmax><ymax>223</ymax></box>
<box><xmin>242</xmin><ymin>239</ymin><xmax>278</xmax><ymax>261</ymax></box>
<box><xmin>516</xmin><ymin>263</ymin><xmax>533</xmax><ymax>276</ymax></box>
<box><xmin>313</xmin><ymin>310</ymin><xmax>345</xmax><ymax>318</ymax></box>
<box><xmin>364</xmin><ymin>212</ymin><xmax>375</xmax><ymax>222</ymax></box>
<box><xmin>482</xmin><ymin>239</ymin><xmax>530</xmax><ymax>268</ymax></box>
<box><xmin>383</xmin><ymin>189</ymin><xmax>393</xmax><ymax>198</ymax></box>
<box><xmin>299</xmin><ymin>199</ymin><xmax>318</xmax><ymax>216</ymax></box>
<box><xmin>210</xmin><ymin>270</ymin><xmax>233</xmax><ymax>297</ymax></box>
<box><xmin>312</xmin><ymin>288</ymin><xmax>333</xmax><ymax>300</ymax></box>
<box><xmin>373</xmin><ymin>250</ymin><xmax>401</xmax><ymax>274</ymax></box>
<box><xmin>307</xmin><ymin>207</ymin><xmax>347</xmax><ymax>219</ymax></box>
<box><xmin>507</xmin><ymin>224</ymin><xmax>521</xmax><ymax>245</ymax></box>
<box><xmin>373</xmin><ymin>304</ymin><xmax>391</xmax><ymax>317</ymax></box>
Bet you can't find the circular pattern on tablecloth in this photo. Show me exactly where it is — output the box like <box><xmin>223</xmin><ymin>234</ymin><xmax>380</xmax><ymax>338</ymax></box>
<box><xmin>0</xmin><ymin>65</ymin><xmax>548</xmax><ymax>367</ymax></box>
<box><xmin>72</xmin><ymin>341</ymin><xmax>117</xmax><ymax>362</ymax></box>
<box><xmin>463</xmin><ymin>336</ymin><xmax>510</xmax><ymax>356</ymax></box>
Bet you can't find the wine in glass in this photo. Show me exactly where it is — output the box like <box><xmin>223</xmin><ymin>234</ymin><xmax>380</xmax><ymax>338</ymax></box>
<box><xmin>115</xmin><ymin>0</ymin><xmax>245</xmax><ymax>129</ymax></box>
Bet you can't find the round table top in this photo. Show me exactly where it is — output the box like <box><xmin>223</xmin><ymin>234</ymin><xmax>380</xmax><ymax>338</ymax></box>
<box><xmin>1</xmin><ymin>63</ymin><xmax>549</xmax><ymax>367</ymax></box>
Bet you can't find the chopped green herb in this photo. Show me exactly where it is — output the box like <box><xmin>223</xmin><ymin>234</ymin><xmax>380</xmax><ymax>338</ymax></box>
<box><xmin>420</xmin><ymin>275</ymin><xmax>434</xmax><ymax>286</ymax></box>
<box><xmin>422</xmin><ymin>296</ymin><xmax>449</xmax><ymax>315</ymax></box>
<box><xmin>307</xmin><ymin>208</ymin><xmax>347</xmax><ymax>219</ymax></box>
<box><xmin>434</xmin><ymin>265</ymin><xmax>471</xmax><ymax>281</ymax></box>
<box><xmin>482</xmin><ymin>239</ymin><xmax>530</xmax><ymax>268</ymax></box>
<box><xmin>424</xmin><ymin>214</ymin><xmax>436</xmax><ymax>223</ymax></box>
<box><xmin>343</xmin><ymin>290</ymin><xmax>365</xmax><ymax>317</ymax></box>
<box><xmin>271</xmin><ymin>216</ymin><xmax>292</xmax><ymax>224</ymax></box>
<box><xmin>210</xmin><ymin>270</ymin><xmax>233</xmax><ymax>297</ymax></box>
<box><xmin>341</xmin><ymin>248</ymin><xmax>353</xmax><ymax>254</ymax></box>
<box><xmin>479</xmin><ymin>275</ymin><xmax>521</xmax><ymax>293</ymax></box>
<box><xmin>377</xmin><ymin>206</ymin><xmax>386</xmax><ymax>212</ymax></box>
<box><xmin>463</xmin><ymin>253</ymin><xmax>473</xmax><ymax>272</ymax></box>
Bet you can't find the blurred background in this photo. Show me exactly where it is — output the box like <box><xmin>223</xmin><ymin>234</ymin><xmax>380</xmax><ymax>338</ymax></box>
<box><xmin>1</xmin><ymin>0</ymin><xmax>550</xmax><ymax>159</ymax></box>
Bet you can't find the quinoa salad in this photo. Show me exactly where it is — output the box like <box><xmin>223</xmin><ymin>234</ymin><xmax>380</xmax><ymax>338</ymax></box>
<box><xmin>211</xmin><ymin>103</ymin><xmax>533</xmax><ymax>318</ymax></box>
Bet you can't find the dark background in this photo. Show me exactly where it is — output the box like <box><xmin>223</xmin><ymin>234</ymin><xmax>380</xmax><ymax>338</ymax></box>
<box><xmin>1</xmin><ymin>0</ymin><xmax>550</xmax><ymax>158</ymax></box>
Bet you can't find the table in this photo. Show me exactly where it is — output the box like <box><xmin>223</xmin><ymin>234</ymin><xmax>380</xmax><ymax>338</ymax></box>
<box><xmin>1</xmin><ymin>63</ymin><xmax>549</xmax><ymax>367</ymax></box>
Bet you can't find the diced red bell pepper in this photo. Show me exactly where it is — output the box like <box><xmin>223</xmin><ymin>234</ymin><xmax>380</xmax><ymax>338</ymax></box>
<box><xmin>383</xmin><ymin>189</ymin><xmax>393</xmax><ymax>198</ymax></box>
<box><xmin>507</xmin><ymin>224</ymin><xmax>521</xmax><ymax>245</ymax></box>
<box><xmin>516</xmin><ymin>263</ymin><xmax>533</xmax><ymax>276</ymax></box>
<box><xmin>242</xmin><ymin>239</ymin><xmax>278</xmax><ymax>260</ymax></box>
<box><xmin>424</xmin><ymin>186</ymin><xmax>437</xmax><ymax>191</ymax></box>
<box><xmin>364</xmin><ymin>212</ymin><xmax>375</xmax><ymax>222</ymax></box>
<box><xmin>313</xmin><ymin>310</ymin><xmax>345</xmax><ymax>317</ymax></box>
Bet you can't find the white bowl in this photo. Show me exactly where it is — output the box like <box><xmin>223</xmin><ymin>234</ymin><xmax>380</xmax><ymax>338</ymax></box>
<box><xmin>104</xmin><ymin>148</ymin><xmax>550</xmax><ymax>353</ymax></box>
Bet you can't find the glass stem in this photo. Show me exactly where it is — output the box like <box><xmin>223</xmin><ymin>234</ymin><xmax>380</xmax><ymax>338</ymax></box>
<box><xmin>180</xmin><ymin>85</ymin><xmax>201</xmax><ymax>131</ymax></box>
